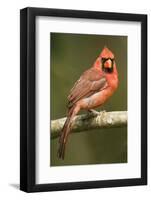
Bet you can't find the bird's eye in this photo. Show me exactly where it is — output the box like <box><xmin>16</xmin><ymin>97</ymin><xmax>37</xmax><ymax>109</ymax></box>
<box><xmin>102</xmin><ymin>58</ymin><xmax>114</xmax><ymax>62</ymax></box>
<box><xmin>101</xmin><ymin>58</ymin><xmax>108</xmax><ymax>63</ymax></box>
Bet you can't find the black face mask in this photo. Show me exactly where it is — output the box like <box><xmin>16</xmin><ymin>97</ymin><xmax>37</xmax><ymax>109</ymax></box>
<box><xmin>102</xmin><ymin>58</ymin><xmax>114</xmax><ymax>73</ymax></box>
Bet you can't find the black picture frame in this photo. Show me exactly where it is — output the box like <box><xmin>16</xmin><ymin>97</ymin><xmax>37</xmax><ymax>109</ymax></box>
<box><xmin>20</xmin><ymin>7</ymin><xmax>147</xmax><ymax>192</ymax></box>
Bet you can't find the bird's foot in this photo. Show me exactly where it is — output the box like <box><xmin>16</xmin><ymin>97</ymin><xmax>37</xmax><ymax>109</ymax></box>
<box><xmin>88</xmin><ymin>109</ymin><xmax>100</xmax><ymax>116</ymax></box>
<box><xmin>99</xmin><ymin>110</ymin><xmax>106</xmax><ymax>114</ymax></box>
<box><xmin>99</xmin><ymin>110</ymin><xmax>106</xmax><ymax>118</ymax></box>
<box><xmin>83</xmin><ymin>109</ymin><xmax>106</xmax><ymax>120</ymax></box>
<box><xmin>81</xmin><ymin>109</ymin><xmax>99</xmax><ymax>120</ymax></box>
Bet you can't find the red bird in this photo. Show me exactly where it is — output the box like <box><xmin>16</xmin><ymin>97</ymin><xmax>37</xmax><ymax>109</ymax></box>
<box><xmin>58</xmin><ymin>47</ymin><xmax>118</xmax><ymax>159</ymax></box>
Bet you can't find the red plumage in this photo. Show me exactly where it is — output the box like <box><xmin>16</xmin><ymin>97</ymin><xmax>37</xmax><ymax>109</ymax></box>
<box><xmin>58</xmin><ymin>47</ymin><xmax>118</xmax><ymax>159</ymax></box>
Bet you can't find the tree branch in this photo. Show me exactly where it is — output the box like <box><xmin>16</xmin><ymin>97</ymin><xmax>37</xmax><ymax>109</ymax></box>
<box><xmin>51</xmin><ymin>111</ymin><xmax>127</xmax><ymax>139</ymax></box>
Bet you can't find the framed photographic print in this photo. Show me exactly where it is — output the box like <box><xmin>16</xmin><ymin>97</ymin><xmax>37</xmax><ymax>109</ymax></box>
<box><xmin>20</xmin><ymin>7</ymin><xmax>147</xmax><ymax>192</ymax></box>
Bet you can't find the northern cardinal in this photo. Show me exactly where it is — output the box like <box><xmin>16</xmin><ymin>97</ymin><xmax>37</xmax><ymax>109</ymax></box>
<box><xmin>58</xmin><ymin>47</ymin><xmax>118</xmax><ymax>159</ymax></box>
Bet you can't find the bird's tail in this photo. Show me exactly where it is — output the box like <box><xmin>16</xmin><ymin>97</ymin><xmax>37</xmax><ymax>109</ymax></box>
<box><xmin>58</xmin><ymin>106</ymin><xmax>76</xmax><ymax>159</ymax></box>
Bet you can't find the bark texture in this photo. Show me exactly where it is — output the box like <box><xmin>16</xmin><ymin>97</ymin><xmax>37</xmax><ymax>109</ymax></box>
<box><xmin>51</xmin><ymin>111</ymin><xmax>127</xmax><ymax>139</ymax></box>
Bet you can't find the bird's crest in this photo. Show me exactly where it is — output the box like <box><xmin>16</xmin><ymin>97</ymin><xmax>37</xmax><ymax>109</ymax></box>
<box><xmin>100</xmin><ymin>46</ymin><xmax>114</xmax><ymax>59</ymax></box>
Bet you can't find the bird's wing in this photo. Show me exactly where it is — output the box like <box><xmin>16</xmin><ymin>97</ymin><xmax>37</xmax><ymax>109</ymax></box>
<box><xmin>67</xmin><ymin>68</ymin><xmax>108</xmax><ymax>108</ymax></box>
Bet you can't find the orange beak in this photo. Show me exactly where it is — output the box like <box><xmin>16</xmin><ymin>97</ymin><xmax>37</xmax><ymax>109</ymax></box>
<box><xmin>104</xmin><ymin>59</ymin><xmax>112</xmax><ymax>69</ymax></box>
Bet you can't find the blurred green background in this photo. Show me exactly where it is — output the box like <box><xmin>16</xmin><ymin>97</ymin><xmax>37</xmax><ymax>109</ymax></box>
<box><xmin>50</xmin><ymin>33</ymin><xmax>127</xmax><ymax>166</ymax></box>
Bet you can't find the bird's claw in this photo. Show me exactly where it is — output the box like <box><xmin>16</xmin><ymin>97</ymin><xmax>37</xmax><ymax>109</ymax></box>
<box><xmin>100</xmin><ymin>110</ymin><xmax>106</xmax><ymax>114</ymax></box>
<box><xmin>88</xmin><ymin>109</ymin><xmax>100</xmax><ymax>116</ymax></box>
<box><xmin>88</xmin><ymin>109</ymin><xmax>106</xmax><ymax>115</ymax></box>
<box><xmin>83</xmin><ymin>109</ymin><xmax>106</xmax><ymax>120</ymax></box>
